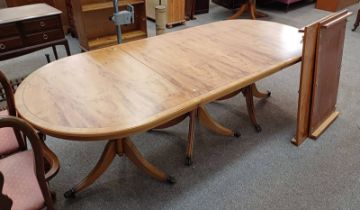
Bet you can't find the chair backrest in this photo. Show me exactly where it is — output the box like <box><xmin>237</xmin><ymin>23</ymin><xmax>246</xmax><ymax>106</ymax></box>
<box><xmin>0</xmin><ymin>71</ymin><xmax>26</xmax><ymax>151</ymax></box>
<box><xmin>0</xmin><ymin>71</ymin><xmax>16</xmax><ymax>116</ymax></box>
<box><xmin>0</xmin><ymin>116</ymin><xmax>56</xmax><ymax>210</ymax></box>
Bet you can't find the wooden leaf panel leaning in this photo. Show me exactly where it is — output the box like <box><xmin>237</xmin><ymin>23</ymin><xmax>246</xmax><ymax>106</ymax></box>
<box><xmin>15</xmin><ymin>20</ymin><xmax>303</xmax><ymax>141</ymax></box>
<box><xmin>293</xmin><ymin>10</ymin><xmax>351</xmax><ymax>146</ymax></box>
<box><xmin>292</xmin><ymin>22</ymin><xmax>318</xmax><ymax>146</ymax></box>
<box><xmin>309</xmin><ymin>11</ymin><xmax>351</xmax><ymax>138</ymax></box>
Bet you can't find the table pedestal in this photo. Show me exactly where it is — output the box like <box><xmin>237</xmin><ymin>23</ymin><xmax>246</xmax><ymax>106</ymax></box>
<box><xmin>64</xmin><ymin>138</ymin><xmax>175</xmax><ymax>198</ymax></box>
<box><xmin>228</xmin><ymin>0</ymin><xmax>268</xmax><ymax>20</ymax></box>
<box><xmin>153</xmin><ymin>84</ymin><xmax>270</xmax><ymax>165</ymax></box>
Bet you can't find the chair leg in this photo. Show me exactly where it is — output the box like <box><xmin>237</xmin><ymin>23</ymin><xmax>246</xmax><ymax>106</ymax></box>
<box><xmin>52</xmin><ymin>46</ymin><xmax>58</xmax><ymax>60</ymax></box>
<box><xmin>50</xmin><ymin>190</ymin><xmax>56</xmax><ymax>202</ymax></box>
<box><xmin>352</xmin><ymin>9</ymin><xmax>360</xmax><ymax>32</ymax></box>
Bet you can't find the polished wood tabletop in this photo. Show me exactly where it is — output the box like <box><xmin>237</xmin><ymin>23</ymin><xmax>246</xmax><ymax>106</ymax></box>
<box><xmin>15</xmin><ymin>20</ymin><xmax>302</xmax><ymax>141</ymax></box>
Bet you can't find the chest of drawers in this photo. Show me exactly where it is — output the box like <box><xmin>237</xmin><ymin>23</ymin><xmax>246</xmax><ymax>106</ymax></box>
<box><xmin>0</xmin><ymin>3</ymin><xmax>70</xmax><ymax>61</ymax></box>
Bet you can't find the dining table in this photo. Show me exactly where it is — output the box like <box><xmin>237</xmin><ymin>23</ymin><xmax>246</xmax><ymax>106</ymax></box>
<box><xmin>14</xmin><ymin>20</ymin><xmax>303</xmax><ymax>198</ymax></box>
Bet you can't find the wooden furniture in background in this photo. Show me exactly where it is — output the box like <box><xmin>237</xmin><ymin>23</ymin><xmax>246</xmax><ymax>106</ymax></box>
<box><xmin>185</xmin><ymin>0</ymin><xmax>196</xmax><ymax>20</ymax></box>
<box><xmin>72</xmin><ymin>0</ymin><xmax>147</xmax><ymax>51</ymax></box>
<box><xmin>228</xmin><ymin>0</ymin><xmax>268</xmax><ymax>20</ymax></box>
<box><xmin>65</xmin><ymin>0</ymin><xmax>77</xmax><ymax>37</ymax></box>
<box><xmin>0</xmin><ymin>116</ymin><xmax>59</xmax><ymax>210</ymax></box>
<box><xmin>273</xmin><ymin>0</ymin><xmax>304</xmax><ymax>12</ymax></box>
<box><xmin>293</xmin><ymin>10</ymin><xmax>351</xmax><ymax>146</ymax></box>
<box><xmin>0</xmin><ymin>0</ymin><xmax>7</xmax><ymax>8</ymax></box>
<box><xmin>213</xmin><ymin>0</ymin><xmax>244</xmax><ymax>9</ymax></box>
<box><xmin>316</xmin><ymin>0</ymin><xmax>359</xmax><ymax>12</ymax></box>
<box><xmin>146</xmin><ymin>0</ymin><xmax>186</xmax><ymax>28</ymax></box>
<box><xmin>5</xmin><ymin>0</ymin><xmax>70</xmax><ymax>32</ymax></box>
<box><xmin>5</xmin><ymin>0</ymin><xmax>54</xmax><ymax>7</ymax></box>
<box><xmin>195</xmin><ymin>0</ymin><xmax>210</xmax><ymax>14</ymax></box>
<box><xmin>0</xmin><ymin>4</ymin><xmax>70</xmax><ymax>61</ymax></box>
<box><xmin>353</xmin><ymin>9</ymin><xmax>360</xmax><ymax>31</ymax></box>
<box><xmin>15</xmin><ymin>20</ymin><xmax>302</xmax><ymax>197</ymax></box>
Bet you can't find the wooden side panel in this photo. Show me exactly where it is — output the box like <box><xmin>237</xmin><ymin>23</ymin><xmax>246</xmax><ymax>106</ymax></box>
<box><xmin>167</xmin><ymin>0</ymin><xmax>185</xmax><ymax>25</ymax></box>
<box><xmin>309</xmin><ymin>12</ymin><xmax>348</xmax><ymax>138</ymax></box>
<box><xmin>292</xmin><ymin>23</ymin><xmax>318</xmax><ymax>146</ymax></box>
<box><xmin>316</xmin><ymin>0</ymin><xmax>359</xmax><ymax>12</ymax></box>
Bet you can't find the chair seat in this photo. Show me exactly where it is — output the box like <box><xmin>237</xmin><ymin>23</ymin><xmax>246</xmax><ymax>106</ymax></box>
<box><xmin>0</xmin><ymin>150</ymin><xmax>45</xmax><ymax>210</ymax></box>
<box><xmin>0</xmin><ymin>110</ymin><xmax>19</xmax><ymax>155</ymax></box>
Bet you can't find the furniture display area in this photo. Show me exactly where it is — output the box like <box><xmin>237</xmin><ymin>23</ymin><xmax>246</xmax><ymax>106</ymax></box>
<box><xmin>72</xmin><ymin>0</ymin><xmax>147</xmax><ymax>51</ymax></box>
<box><xmin>0</xmin><ymin>4</ymin><xmax>70</xmax><ymax>61</ymax></box>
<box><xmin>146</xmin><ymin>0</ymin><xmax>186</xmax><ymax>28</ymax></box>
<box><xmin>228</xmin><ymin>0</ymin><xmax>268</xmax><ymax>20</ymax></box>
<box><xmin>353</xmin><ymin>8</ymin><xmax>360</xmax><ymax>31</ymax></box>
<box><xmin>316</xmin><ymin>0</ymin><xmax>359</xmax><ymax>12</ymax></box>
<box><xmin>15</xmin><ymin>20</ymin><xmax>304</xmax><ymax>198</ymax></box>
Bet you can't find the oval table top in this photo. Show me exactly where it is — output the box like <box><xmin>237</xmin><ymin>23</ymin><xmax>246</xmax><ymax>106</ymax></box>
<box><xmin>15</xmin><ymin>20</ymin><xmax>303</xmax><ymax>141</ymax></box>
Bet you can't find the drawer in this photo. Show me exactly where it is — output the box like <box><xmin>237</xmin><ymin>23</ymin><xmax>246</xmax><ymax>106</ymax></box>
<box><xmin>22</xmin><ymin>16</ymin><xmax>61</xmax><ymax>34</ymax></box>
<box><xmin>24</xmin><ymin>29</ymin><xmax>64</xmax><ymax>45</ymax></box>
<box><xmin>0</xmin><ymin>24</ymin><xmax>20</xmax><ymax>38</ymax></box>
<box><xmin>0</xmin><ymin>36</ymin><xmax>23</xmax><ymax>53</ymax></box>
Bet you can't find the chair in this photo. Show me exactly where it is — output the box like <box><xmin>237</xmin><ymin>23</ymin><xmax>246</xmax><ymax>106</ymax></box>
<box><xmin>0</xmin><ymin>71</ymin><xmax>26</xmax><ymax>156</ymax></box>
<box><xmin>353</xmin><ymin>9</ymin><xmax>360</xmax><ymax>31</ymax></box>
<box><xmin>0</xmin><ymin>116</ymin><xmax>59</xmax><ymax>210</ymax></box>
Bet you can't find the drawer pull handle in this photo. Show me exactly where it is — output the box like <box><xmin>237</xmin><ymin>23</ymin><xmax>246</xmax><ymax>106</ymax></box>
<box><xmin>43</xmin><ymin>33</ymin><xmax>49</xmax><ymax>40</ymax></box>
<box><xmin>40</xmin><ymin>21</ymin><xmax>46</xmax><ymax>27</ymax></box>
<box><xmin>0</xmin><ymin>43</ymin><xmax>6</xmax><ymax>50</ymax></box>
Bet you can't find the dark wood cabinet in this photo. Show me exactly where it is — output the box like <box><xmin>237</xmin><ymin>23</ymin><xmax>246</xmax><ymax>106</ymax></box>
<box><xmin>5</xmin><ymin>0</ymin><xmax>70</xmax><ymax>33</ymax></box>
<box><xmin>0</xmin><ymin>4</ymin><xmax>70</xmax><ymax>60</ymax></box>
<box><xmin>212</xmin><ymin>0</ymin><xmax>246</xmax><ymax>9</ymax></box>
<box><xmin>195</xmin><ymin>0</ymin><xmax>210</xmax><ymax>14</ymax></box>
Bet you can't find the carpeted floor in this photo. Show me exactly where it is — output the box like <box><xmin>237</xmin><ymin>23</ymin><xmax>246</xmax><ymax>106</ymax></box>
<box><xmin>1</xmin><ymin>2</ymin><xmax>360</xmax><ymax>210</ymax></box>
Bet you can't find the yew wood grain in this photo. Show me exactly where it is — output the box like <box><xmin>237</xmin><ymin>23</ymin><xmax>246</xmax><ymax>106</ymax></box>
<box><xmin>15</xmin><ymin>47</ymin><xmax>199</xmax><ymax>140</ymax></box>
<box><xmin>15</xmin><ymin>20</ymin><xmax>302</xmax><ymax>141</ymax></box>
<box><xmin>121</xmin><ymin>20</ymin><xmax>303</xmax><ymax>104</ymax></box>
